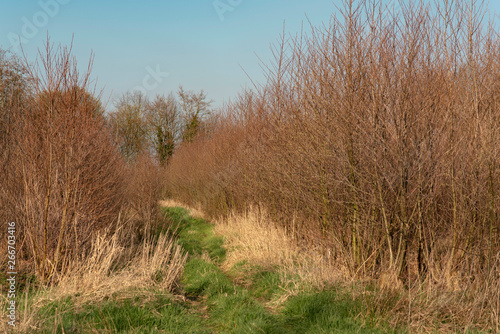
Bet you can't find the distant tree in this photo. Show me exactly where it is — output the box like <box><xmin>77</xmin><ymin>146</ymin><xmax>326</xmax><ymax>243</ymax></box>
<box><xmin>109</xmin><ymin>91</ymin><xmax>149</xmax><ymax>161</ymax></box>
<box><xmin>146</xmin><ymin>94</ymin><xmax>179</xmax><ymax>165</ymax></box>
<box><xmin>178</xmin><ymin>86</ymin><xmax>212</xmax><ymax>143</ymax></box>
<box><xmin>109</xmin><ymin>87</ymin><xmax>212</xmax><ymax>162</ymax></box>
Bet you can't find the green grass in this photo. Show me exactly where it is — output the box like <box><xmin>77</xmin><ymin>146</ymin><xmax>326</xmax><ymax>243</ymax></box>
<box><xmin>163</xmin><ymin>206</ymin><xmax>226</xmax><ymax>262</ymax></box>
<box><xmin>183</xmin><ymin>258</ymin><xmax>235</xmax><ymax>298</ymax></box>
<box><xmin>276</xmin><ymin>291</ymin><xmax>396</xmax><ymax>334</ymax></box>
<box><xmin>35</xmin><ymin>290</ymin><xmax>210</xmax><ymax>334</ymax></box>
<box><xmin>246</xmin><ymin>268</ymin><xmax>287</xmax><ymax>300</ymax></box>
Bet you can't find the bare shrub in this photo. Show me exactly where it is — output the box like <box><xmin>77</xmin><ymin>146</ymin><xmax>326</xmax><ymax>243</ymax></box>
<box><xmin>122</xmin><ymin>152</ymin><xmax>163</xmax><ymax>241</ymax></box>
<box><xmin>1</xmin><ymin>41</ymin><xmax>125</xmax><ymax>284</ymax></box>
<box><xmin>165</xmin><ymin>0</ymin><xmax>500</xmax><ymax>330</ymax></box>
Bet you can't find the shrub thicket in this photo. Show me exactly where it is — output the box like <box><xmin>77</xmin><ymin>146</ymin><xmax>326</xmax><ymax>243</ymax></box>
<box><xmin>166</xmin><ymin>0</ymin><xmax>500</xmax><ymax>330</ymax></box>
<box><xmin>0</xmin><ymin>42</ymin><xmax>167</xmax><ymax>286</ymax></box>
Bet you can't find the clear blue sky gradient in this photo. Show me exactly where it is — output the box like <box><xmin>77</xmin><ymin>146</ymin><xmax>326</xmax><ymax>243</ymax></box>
<box><xmin>1</xmin><ymin>0</ymin><xmax>499</xmax><ymax>109</ymax></box>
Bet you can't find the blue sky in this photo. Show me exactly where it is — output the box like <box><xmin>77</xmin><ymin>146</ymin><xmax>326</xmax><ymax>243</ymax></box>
<box><xmin>1</xmin><ymin>0</ymin><xmax>500</xmax><ymax>109</ymax></box>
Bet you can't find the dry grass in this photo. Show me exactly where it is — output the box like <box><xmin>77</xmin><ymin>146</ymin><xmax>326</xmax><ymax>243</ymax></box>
<box><xmin>214</xmin><ymin>205</ymin><xmax>347</xmax><ymax>291</ymax></box>
<box><xmin>375</xmin><ymin>267</ymin><xmax>500</xmax><ymax>333</ymax></box>
<box><xmin>0</xmin><ymin>225</ymin><xmax>187</xmax><ymax>333</ymax></box>
<box><xmin>159</xmin><ymin>199</ymin><xmax>206</xmax><ymax>219</ymax></box>
<box><xmin>52</xmin><ymin>230</ymin><xmax>187</xmax><ymax>303</ymax></box>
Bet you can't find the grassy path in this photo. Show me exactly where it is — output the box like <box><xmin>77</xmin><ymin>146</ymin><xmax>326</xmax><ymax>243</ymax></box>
<box><xmin>166</xmin><ymin>205</ymin><xmax>401</xmax><ymax>334</ymax></box>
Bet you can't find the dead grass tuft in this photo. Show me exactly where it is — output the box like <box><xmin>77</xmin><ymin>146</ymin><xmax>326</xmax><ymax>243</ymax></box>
<box><xmin>159</xmin><ymin>199</ymin><xmax>206</xmax><ymax>219</ymax></box>
<box><xmin>214</xmin><ymin>205</ymin><xmax>347</xmax><ymax>292</ymax></box>
<box><xmin>1</xmin><ymin>225</ymin><xmax>187</xmax><ymax>333</ymax></box>
<box><xmin>53</xmin><ymin>230</ymin><xmax>187</xmax><ymax>303</ymax></box>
